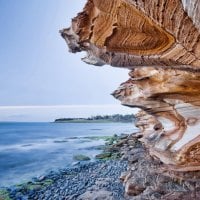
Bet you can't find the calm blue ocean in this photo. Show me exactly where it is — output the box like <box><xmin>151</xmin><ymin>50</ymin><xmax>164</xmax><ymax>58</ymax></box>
<box><xmin>0</xmin><ymin>122</ymin><xmax>137</xmax><ymax>187</ymax></box>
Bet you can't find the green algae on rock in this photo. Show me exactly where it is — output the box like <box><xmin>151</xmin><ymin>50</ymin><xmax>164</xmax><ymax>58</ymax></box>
<box><xmin>0</xmin><ymin>189</ymin><xmax>11</xmax><ymax>200</ymax></box>
<box><xmin>73</xmin><ymin>154</ymin><xmax>91</xmax><ymax>161</ymax></box>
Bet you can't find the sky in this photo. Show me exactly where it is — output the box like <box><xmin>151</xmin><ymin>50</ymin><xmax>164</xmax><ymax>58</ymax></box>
<box><xmin>0</xmin><ymin>0</ymin><xmax>136</xmax><ymax>121</ymax></box>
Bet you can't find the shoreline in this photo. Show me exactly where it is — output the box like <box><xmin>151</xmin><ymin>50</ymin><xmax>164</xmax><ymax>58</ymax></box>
<box><xmin>2</xmin><ymin>129</ymin><xmax>199</xmax><ymax>199</ymax></box>
<box><xmin>0</xmin><ymin>134</ymin><xmax>129</xmax><ymax>200</ymax></box>
<box><xmin>1</xmin><ymin>160</ymin><xmax>128</xmax><ymax>200</ymax></box>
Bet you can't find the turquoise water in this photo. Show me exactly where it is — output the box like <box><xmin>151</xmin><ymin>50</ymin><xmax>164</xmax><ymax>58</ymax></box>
<box><xmin>0</xmin><ymin>122</ymin><xmax>137</xmax><ymax>187</ymax></box>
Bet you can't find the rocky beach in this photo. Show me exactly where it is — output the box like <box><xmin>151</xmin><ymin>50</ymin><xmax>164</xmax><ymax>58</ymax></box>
<box><xmin>2</xmin><ymin>131</ymin><xmax>200</xmax><ymax>200</ymax></box>
<box><xmin>1</xmin><ymin>160</ymin><xmax>127</xmax><ymax>200</ymax></box>
<box><xmin>0</xmin><ymin>133</ymin><xmax>131</xmax><ymax>200</ymax></box>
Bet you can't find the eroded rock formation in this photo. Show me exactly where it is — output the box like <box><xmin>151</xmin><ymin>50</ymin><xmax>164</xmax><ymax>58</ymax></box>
<box><xmin>61</xmin><ymin>0</ymin><xmax>200</xmax><ymax>198</ymax></box>
<box><xmin>61</xmin><ymin>0</ymin><xmax>200</xmax><ymax>69</ymax></box>
<box><xmin>113</xmin><ymin>67</ymin><xmax>200</xmax><ymax>172</ymax></box>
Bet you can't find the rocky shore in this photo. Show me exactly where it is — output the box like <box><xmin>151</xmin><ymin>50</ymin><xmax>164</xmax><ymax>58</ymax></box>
<box><xmin>2</xmin><ymin>132</ymin><xmax>200</xmax><ymax>200</ymax></box>
<box><xmin>0</xmin><ymin>134</ymin><xmax>130</xmax><ymax>200</ymax></box>
<box><xmin>1</xmin><ymin>160</ymin><xmax>127</xmax><ymax>200</ymax></box>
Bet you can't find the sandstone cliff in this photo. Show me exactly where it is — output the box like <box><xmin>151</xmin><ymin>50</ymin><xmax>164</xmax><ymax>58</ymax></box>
<box><xmin>61</xmin><ymin>0</ymin><xmax>200</xmax><ymax>199</ymax></box>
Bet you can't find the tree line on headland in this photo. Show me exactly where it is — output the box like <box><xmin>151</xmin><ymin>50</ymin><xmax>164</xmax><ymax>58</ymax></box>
<box><xmin>54</xmin><ymin>114</ymin><xmax>135</xmax><ymax>123</ymax></box>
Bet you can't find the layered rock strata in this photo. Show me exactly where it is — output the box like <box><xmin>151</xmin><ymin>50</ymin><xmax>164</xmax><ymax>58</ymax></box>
<box><xmin>113</xmin><ymin>67</ymin><xmax>200</xmax><ymax>172</ymax></box>
<box><xmin>61</xmin><ymin>0</ymin><xmax>200</xmax><ymax>198</ymax></box>
<box><xmin>61</xmin><ymin>0</ymin><xmax>200</xmax><ymax>69</ymax></box>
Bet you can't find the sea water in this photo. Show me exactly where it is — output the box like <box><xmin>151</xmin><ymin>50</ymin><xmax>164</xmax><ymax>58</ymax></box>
<box><xmin>0</xmin><ymin>122</ymin><xmax>137</xmax><ymax>187</ymax></box>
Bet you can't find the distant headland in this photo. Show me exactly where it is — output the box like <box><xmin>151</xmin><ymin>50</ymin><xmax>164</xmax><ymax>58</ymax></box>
<box><xmin>54</xmin><ymin>114</ymin><xmax>135</xmax><ymax>123</ymax></box>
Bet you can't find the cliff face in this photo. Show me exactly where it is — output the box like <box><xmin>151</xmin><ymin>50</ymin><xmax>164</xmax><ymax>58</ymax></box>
<box><xmin>113</xmin><ymin>67</ymin><xmax>200</xmax><ymax>172</ymax></box>
<box><xmin>61</xmin><ymin>0</ymin><xmax>200</xmax><ymax>198</ymax></box>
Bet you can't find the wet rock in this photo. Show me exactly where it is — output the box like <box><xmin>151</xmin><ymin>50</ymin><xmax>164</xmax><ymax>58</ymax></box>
<box><xmin>77</xmin><ymin>190</ymin><xmax>114</xmax><ymax>200</ymax></box>
<box><xmin>73</xmin><ymin>155</ymin><xmax>91</xmax><ymax>161</ymax></box>
<box><xmin>95</xmin><ymin>152</ymin><xmax>111</xmax><ymax>160</ymax></box>
<box><xmin>125</xmin><ymin>181</ymin><xmax>145</xmax><ymax>196</ymax></box>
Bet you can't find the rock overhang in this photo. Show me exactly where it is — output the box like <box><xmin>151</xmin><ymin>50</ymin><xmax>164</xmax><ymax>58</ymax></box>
<box><xmin>61</xmin><ymin>0</ymin><xmax>200</xmax><ymax>172</ymax></box>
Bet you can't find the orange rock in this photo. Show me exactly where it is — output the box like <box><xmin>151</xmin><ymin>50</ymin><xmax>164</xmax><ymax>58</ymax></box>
<box><xmin>61</xmin><ymin>0</ymin><xmax>200</xmax><ymax>172</ymax></box>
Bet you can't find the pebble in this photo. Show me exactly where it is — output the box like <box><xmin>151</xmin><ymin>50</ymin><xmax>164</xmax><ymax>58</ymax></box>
<box><xmin>4</xmin><ymin>160</ymin><xmax>128</xmax><ymax>200</ymax></box>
